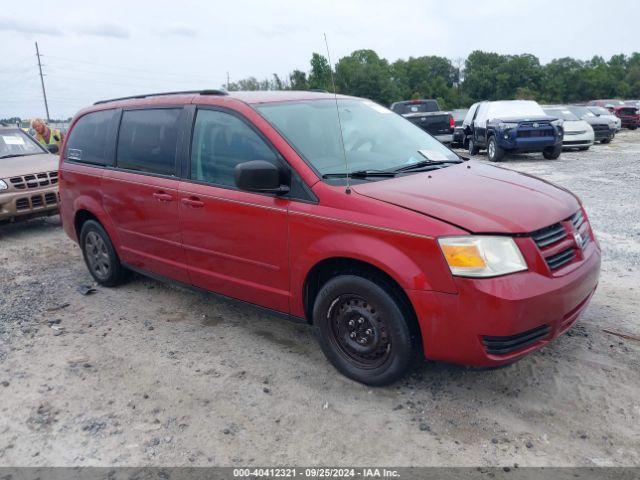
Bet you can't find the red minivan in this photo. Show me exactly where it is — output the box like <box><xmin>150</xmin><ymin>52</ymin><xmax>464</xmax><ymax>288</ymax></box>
<box><xmin>59</xmin><ymin>90</ymin><xmax>601</xmax><ymax>385</ymax></box>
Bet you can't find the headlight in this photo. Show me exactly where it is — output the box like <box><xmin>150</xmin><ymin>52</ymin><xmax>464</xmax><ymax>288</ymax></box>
<box><xmin>499</xmin><ymin>122</ymin><xmax>518</xmax><ymax>130</ymax></box>
<box><xmin>551</xmin><ymin>119</ymin><xmax>563</xmax><ymax>127</ymax></box>
<box><xmin>0</xmin><ymin>179</ymin><xmax>8</xmax><ymax>191</ymax></box>
<box><xmin>438</xmin><ymin>236</ymin><xmax>527</xmax><ymax>278</ymax></box>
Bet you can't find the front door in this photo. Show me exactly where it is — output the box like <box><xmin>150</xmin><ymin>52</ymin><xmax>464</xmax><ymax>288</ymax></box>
<box><xmin>179</xmin><ymin>108</ymin><xmax>290</xmax><ymax>312</ymax></box>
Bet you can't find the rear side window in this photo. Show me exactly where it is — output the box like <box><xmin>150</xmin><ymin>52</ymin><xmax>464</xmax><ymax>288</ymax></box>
<box><xmin>116</xmin><ymin>109</ymin><xmax>181</xmax><ymax>176</ymax></box>
<box><xmin>65</xmin><ymin>109</ymin><xmax>118</xmax><ymax>166</ymax></box>
<box><xmin>190</xmin><ymin>109</ymin><xmax>278</xmax><ymax>187</ymax></box>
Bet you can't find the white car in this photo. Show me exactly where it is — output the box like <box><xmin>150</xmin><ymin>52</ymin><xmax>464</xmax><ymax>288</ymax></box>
<box><xmin>588</xmin><ymin>106</ymin><xmax>621</xmax><ymax>132</ymax></box>
<box><xmin>543</xmin><ymin>107</ymin><xmax>594</xmax><ymax>150</ymax></box>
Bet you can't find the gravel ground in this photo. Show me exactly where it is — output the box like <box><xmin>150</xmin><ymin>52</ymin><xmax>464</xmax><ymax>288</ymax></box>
<box><xmin>0</xmin><ymin>131</ymin><xmax>638</xmax><ymax>467</ymax></box>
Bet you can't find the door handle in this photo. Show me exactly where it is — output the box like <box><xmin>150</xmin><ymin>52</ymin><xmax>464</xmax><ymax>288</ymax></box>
<box><xmin>181</xmin><ymin>197</ymin><xmax>204</xmax><ymax>208</ymax></box>
<box><xmin>152</xmin><ymin>192</ymin><xmax>173</xmax><ymax>202</ymax></box>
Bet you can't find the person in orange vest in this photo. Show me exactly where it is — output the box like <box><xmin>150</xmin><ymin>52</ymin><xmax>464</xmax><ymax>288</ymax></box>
<box><xmin>31</xmin><ymin>118</ymin><xmax>64</xmax><ymax>151</ymax></box>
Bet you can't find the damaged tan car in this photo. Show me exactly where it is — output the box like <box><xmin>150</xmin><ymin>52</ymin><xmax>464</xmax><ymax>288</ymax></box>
<box><xmin>0</xmin><ymin>127</ymin><xmax>59</xmax><ymax>223</ymax></box>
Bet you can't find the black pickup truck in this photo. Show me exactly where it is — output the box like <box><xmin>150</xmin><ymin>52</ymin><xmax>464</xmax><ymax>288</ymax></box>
<box><xmin>390</xmin><ymin>99</ymin><xmax>454</xmax><ymax>144</ymax></box>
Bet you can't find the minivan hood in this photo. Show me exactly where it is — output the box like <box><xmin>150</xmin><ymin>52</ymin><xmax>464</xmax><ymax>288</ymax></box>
<box><xmin>0</xmin><ymin>153</ymin><xmax>58</xmax><ymax>179</ymax></box>
<box><xmin>353</xmin><ymin>161</ymin><xmax>579</xmax><ymax>233</ymax></box>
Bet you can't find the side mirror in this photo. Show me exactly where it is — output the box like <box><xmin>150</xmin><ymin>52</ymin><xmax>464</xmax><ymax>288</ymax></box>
<box><xmin>46</xmin><ymin>144</ymin><xmax>59</xmax><ymax>154</ymax></box>
<box><xmin>235</xmin><ymin>160</ymin><xmax>289</xmax><ymax>195</ymax></box>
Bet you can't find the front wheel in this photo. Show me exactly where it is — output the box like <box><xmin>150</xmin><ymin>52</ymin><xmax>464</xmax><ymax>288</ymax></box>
<box><xmin>629</xmin><ymin>126</ymin><xmax>638</xmax><ymax>130</ymax></box>
<box><xmin>487</xmin><ymin>136</ymin><xmax>504</xmax><ymax>162</ymax></box>
<box><xmin>313</xmin><ymin>275</ymin><xmax>418</xmax><ymax>386</ymax></box>
<box><xmin>601</xmin><ymin>137</ymin><xmax>611</xmax><ymax>144</ymax></box>
<box><xmin>468</xmin><ymin>138</ymin><xmax>479</xmax><ymax>155</ymax></box>
<box><xmin>543</xmin><ymin>145</ymin><xmax>562</xmax><ymax>160</ymax></box>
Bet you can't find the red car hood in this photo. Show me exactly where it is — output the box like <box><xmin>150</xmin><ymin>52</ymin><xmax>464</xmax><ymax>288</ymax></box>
<box><xmin>353</xmin><ymin>161</ymin><xmax>580</xmax><ymax>233</ymax></box>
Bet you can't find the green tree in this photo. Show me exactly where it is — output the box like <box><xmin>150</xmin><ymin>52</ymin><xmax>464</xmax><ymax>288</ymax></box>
<box><xmin>334</xmin><ymin>49</ymin><xmax>398</xmax><ymax>104</ymax></box>
<box><xmin>309</xmin><ymin>53</ymin><xmax>332</xmax><ymax>91</ymax></box>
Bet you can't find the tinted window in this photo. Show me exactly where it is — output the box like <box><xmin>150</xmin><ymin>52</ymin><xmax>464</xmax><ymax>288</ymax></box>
<box><xmin>65</xmin><ymin>109</ymin><xmax>118</xmax><ymax>165</ymax></box>
<box><xmin>117</xmin><ymin>109</ymin><xmax>181</xmax><ymax>176</ymax></box>
<box><xmin>391</xmin><ymin>101</ymin><xmax>439</xmax><ymax>114</ymax></box>
<box><xmin>190</xmin><ymin>109</ymin><xmax>277</xmax><ymax>187</ymax></box>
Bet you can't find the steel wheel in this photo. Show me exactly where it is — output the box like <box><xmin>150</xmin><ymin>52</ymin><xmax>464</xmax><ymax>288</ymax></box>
<box><xmin>327</xmin><ymin>294</ymin><xmax>391</xmax><ymax>369</ymax></box>
<box><xmin>85</xmin><ymin>231</ymin><xmax>111</xmax><ymax>280</ymax></box>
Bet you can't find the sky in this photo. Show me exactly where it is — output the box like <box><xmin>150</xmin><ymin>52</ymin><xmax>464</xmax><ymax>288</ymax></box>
<box><xmin>1</xmin><ymin>0</ymin><xmax>639</xmax><ymax>119</ymax></box>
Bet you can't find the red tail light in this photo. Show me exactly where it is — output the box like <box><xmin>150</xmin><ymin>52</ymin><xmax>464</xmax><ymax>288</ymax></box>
<box><xmin>449</xmin><ymin>115</ymin><xmax>455</xmax><ymax>129</ymax></box>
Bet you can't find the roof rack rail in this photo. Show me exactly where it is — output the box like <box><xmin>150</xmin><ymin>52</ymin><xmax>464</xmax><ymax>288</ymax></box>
<box><xmin>94</xmin><ymin>89</ymin><xmax>228</xmax><ymax>105</ymax></box>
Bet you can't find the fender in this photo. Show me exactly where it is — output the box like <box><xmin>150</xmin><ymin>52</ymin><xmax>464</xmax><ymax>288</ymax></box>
<box><xmin>289</xmin><ymin>230</ymin><xmax>458</xmax><ymax>318</ymax></box>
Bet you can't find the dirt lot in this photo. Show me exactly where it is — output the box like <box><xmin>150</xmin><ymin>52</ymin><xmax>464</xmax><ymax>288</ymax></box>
<box><xmin>1</xmin><ymin>131</ymin><xmax>639</xmax><ymax>467</ymax></box>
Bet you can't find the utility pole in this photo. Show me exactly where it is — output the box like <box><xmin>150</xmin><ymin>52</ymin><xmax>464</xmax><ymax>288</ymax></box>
<box><xmin>226</xmin><ymin>71</ymin><xmax>230</xmax><ymax>90</ymax></box>
<box><xmin>35</xmin><ymin>42</ymin><xmax>50</xmax><ymax>122</ymax></box>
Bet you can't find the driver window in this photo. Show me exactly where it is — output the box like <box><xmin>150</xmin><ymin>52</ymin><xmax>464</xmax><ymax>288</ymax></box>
<box><xmin>190</xmin><ymin>110</ymin><xmax>278</xmax><ymax>187</ymax></box>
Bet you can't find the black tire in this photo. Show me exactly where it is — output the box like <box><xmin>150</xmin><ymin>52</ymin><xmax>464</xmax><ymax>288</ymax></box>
<box><xmin>312</xmin><ymin>275</ymin><xmax>418</xmax><ymax>386</ymax></box>
<box><xmin>629</xmin><ymin>126</ymin><xmax>637</xmax><ymax>130</ymax></box>
<box><xmin>80</xmin><ymin>219</ymin><xmax>128</xmax><ymax>287</ymax></box>
<box><xmin>543</xmin><ymin>144</ymin><xmax>562</xmax><ymax>160</ymax></box>
<box><xmin>601</xmin><ymin>138</ymin><xmax>611</xmax><ymax>144</ymax></box>
<box><xmin>487</xmin><ymin>136</ymin><xmax>504</xmax><ymax>162</ymax></box>
<box><xmin>578</xmin><ymin>147</ymin><xmax>589</xmax><ymax>151</ymax></box>
<box><xmin>468</xmin><ymin>137</ymin><xmax>479</xmax><ymax>155</ymax></box>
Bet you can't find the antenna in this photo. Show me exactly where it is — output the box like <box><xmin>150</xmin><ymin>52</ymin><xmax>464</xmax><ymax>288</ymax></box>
<box><xmin>324</xmin><ymin>33</ymin><xmax>351</xmax><ymax>194</ymax></box>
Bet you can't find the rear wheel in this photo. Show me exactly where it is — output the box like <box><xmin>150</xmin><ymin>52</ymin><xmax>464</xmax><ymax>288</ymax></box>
<box><xmin>601</xmin><ymin>137</ymin><xmax>611</xmax><ymax>144</ymax></box>
<box><xmin>543</xmin><ymin>144</ymin><xmax>562</xmax><ymax>160</ymax></box>
<box><xmin>80</xmin><ymin>220</ymin><xmax>128</xmax><ymax>287</ymax></box>
<box><xmin>578</xmin><ymin>147</ymin><xmax>589</xmax><ymax>151</ymax></box>
<box><xmin>313</xmin><ymin>275</ymin><xmax>418</xmax><ymax>386</ymax></box>
<box><xmin>487</xmin><ymin>136</ymin><xmax>504</xmax><ymax>162</ymax></box>
<box><xmin>629</xmin><ymin>126</ymin><xmax>638</xmax><ymax>130</ymax></box>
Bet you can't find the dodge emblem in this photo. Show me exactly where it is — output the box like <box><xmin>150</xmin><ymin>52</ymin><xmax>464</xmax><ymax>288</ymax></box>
<box><xmin>532</xmin><ymin>122</ymin><xmax>539</xmax><ymax>128</ymax></box>
<box><xmin>574</xmin><ymin>231</ymin><xmax>583</xmax><ymax>249</ymax></box>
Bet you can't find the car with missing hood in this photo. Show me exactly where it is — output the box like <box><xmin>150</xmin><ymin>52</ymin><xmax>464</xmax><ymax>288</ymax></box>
<box><xmin>59</xmin><ymin>90</ymin><xmax>600</xmax><ymax>385</ymax></box>
<box><xmin>0</xmin><ymin>126</ymin><xmax>59</xmax><ymax>223</ymax></box>
<box><xmin>462</xmin><ymin>100</ymin><xmax>564</xmax><ymax>161</ymax></box>
<box><xmin>588</xmin><ymin>99</ymin><xmax>639</xmax><ymax>130</ymax></box>
<box><xmin>543</xmin><ymin>107</ymin><xmax>594</xmax><ymax>150</ymax></box>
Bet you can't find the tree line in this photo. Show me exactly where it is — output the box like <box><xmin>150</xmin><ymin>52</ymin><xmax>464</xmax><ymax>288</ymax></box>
<box><xmin>227</xmin><ymin>50</ymin><xmax>640</xmax><ymax>109</ymax></box>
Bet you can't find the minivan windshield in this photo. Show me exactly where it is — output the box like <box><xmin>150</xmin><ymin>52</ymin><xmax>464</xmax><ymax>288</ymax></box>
<box><xmin>256</xmin><ymin>99</ymin><xmax>460</xmax><ymax>177</ymax></box>
<box><xmin>0</xmin><ymin>129</ymin><xmax>44</xmax><ymax>158</ymax></box>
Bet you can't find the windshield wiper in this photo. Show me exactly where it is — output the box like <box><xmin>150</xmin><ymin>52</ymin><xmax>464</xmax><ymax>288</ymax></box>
<box><xmin>322</xmin><ymin>170</ymin><xmax>397</xmax><ymax>179</ymax></box>
<box><xmin>392</xmin><ymin>159</ymin><xmax>463</xmax><ymax>173</ymax></box>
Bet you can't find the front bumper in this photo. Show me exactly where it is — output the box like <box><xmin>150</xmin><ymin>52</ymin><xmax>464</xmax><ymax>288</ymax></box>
<box><xmin>408</xmin><ymin>241</ymin><xmax>601</xmax><ymax>366</ymax></box>
<box><xmin>562</xmin><ymin>130</ymin><xmax>594</xmax><ymax>148</ymax></box>
<box><xmin>620</xmin><ymin>117</ymin><xmax>640</xmax><ymax>128</ymax></box>
<box><xmin>497</xmin><ymin>132</ymin><xmax>561</xmax><ymax>152</ymax></box>
<box><xmin>0</xmin><ymin>186</ymin><xmax>59</xmax><ymax>222</ymax></box>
